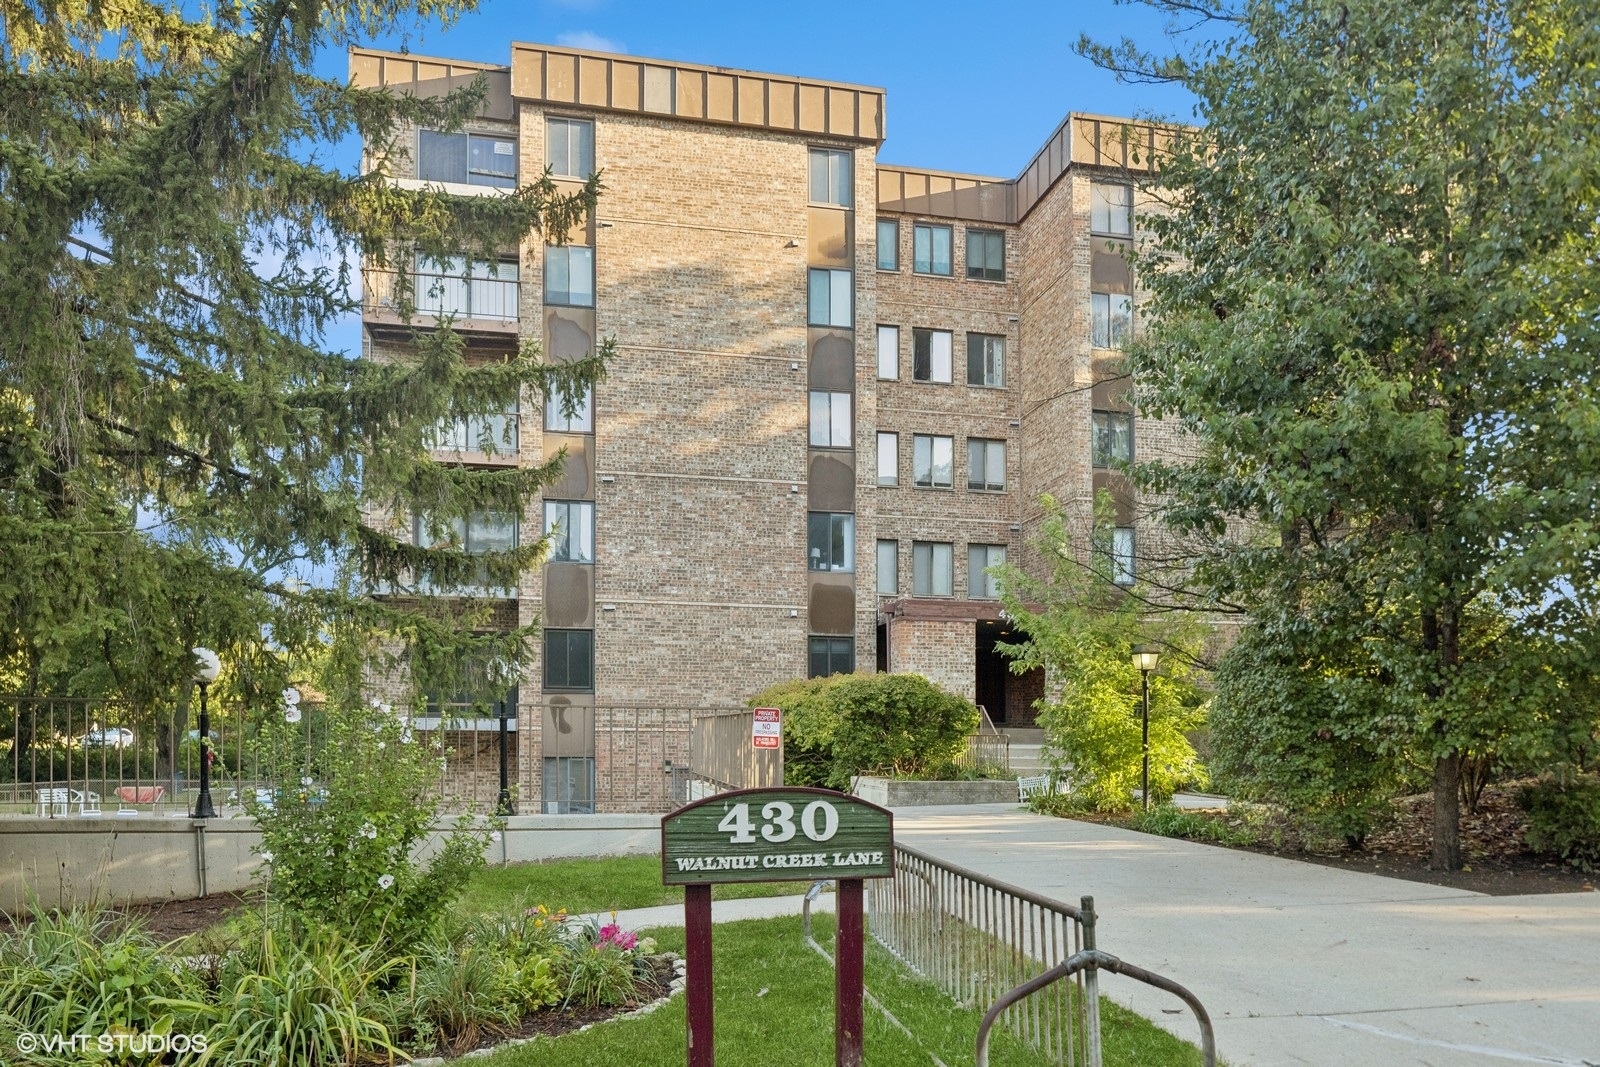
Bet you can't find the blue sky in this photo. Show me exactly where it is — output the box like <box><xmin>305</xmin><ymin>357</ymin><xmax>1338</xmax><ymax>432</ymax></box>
<box><xmin>331</xmin><ymin>0</ymin><xmax>1201</xmax><ymax>179</ymax></box>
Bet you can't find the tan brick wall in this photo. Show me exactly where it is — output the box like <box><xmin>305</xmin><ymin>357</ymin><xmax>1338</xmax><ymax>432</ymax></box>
<box><xmin>886</xmin><ymin>617</ymin><xmax>976</xmax><ymax>701</ymax></box>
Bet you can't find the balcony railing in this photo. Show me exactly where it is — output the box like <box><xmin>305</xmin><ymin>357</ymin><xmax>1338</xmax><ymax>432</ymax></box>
<box><xmin>364</xmin><ymin>259</ymin><xmax>519</xmax><ymax>325</ymax></box>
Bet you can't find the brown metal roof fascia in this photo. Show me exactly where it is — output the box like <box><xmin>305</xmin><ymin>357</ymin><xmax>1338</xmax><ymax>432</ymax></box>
<box><xmin>880</xmin><ymin>597</ymin><xmax>1009</xmax><ymax>623</ymax></box>
<box><xmin>348</xmin><ymin>47</ymin><xmax>515</xmax><ymax>121</ymax></box>
<box><xmin>875</xmin><ymin>165</ymin><xmax>1018</xmax><ymax>225</ymax></box>
<box><xmin>509</xmin><ymin>42</ymin><xmax>886</xmax><ymax>144</ymax></box>
<box><xmin>1012</xmin><ymin>112</ymin><xmax>1174</xmax><ymax>222</ymax></box>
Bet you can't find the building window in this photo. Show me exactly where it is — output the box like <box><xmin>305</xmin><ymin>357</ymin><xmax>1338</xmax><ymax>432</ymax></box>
<box><xmin>542</xmin><ymin>756</ymin><xmax>595</xmax><ymax>814</ymax></box>
<box><xmin>542</xmin><ymin>500</ymin><xmax>594</xmax><ymax>563</ymax></box>
<box><xmin>807</xmin><ymin>513</ymin><xmax>855</xmax><ymax>572</ymax></box>
<box><xmin>968</xmin><ymin>544</ymin><xmax>1007</xmax><ymax>599</ymax></box>
<box><xmin>912</xmin><ymin>541</ymin><xmax>953</xmax><ymax>597</ymax></box>
<box><xmin>1092</xmin><ymin>411</ymin><xmax>1133</xmax><ymax>467</ymax></box>
<box><xmin>966</xmin><ymin>334</ymin><xmax>1005</xmax><ymax>388</ymax></box>
<box><xmin>425</xmin><ymin>651</ymin><xmax>518</xmax><ymax>719</ymax></box>
<box><xmin>809</xmin><ymin>148</ymin><xmax>852</xmax><ymax>207</ymax></box>
<box><xmin>876</xmin><ymin>433</ymin><xmax>898</xmax><ymax>486</ymax></box>
<box><xmin>808</xmin><ymin>637</ymin><xmax>854</xmax><ymax>679</ymax></box>
<box><xmin>808</xmin><ymin>268</ymin><xmax>853</xmax><ymax>328</ymax></box>
<box><xmin>877</xmin><ymin>325</ymin><xmax>899</xmax><ymax>380</ymax></box>
<box><xmin>913</xmin><ymin>434</ymin><xmax>953</xmax><ymax>489</ymax></box>
<box><xmin>418</xmin><ymin>130</ymin><xmax>516</xmax><ymax>188</ymax></box>
<box><xmin>966</xmin><ymin>229</ymin><xmax>1005</xmax><ymax>281</ymax></box>
<box><xmin>414</xmin><ymin>256</ymin><xmax>519</xmax><ymax>320</ymax></box>
<box><xmin>414</xmin><ymin>510</ymin><xmax>518</xmax><ymax>592</ymax></box>
<box><xmin>913</xmin><ymin>223</ymin><xmax>953</xmax><ymax>275</ymax></box>
<box><xmin>876</xmin><ymin>540</ymin><xmax>898</xmax><ymax>594</ymax></box>
<box><xmin>546</xmin><ymin>117</ymin><xmax>594</xmax><ymax>179</ymax></box>
<box><xmin>1091</xmin><ymin>292</ymin><xmax>1132</xmax><ymax>349</ymax></box>
<box><xmin>432</xmin><ymin>405</ymin><xmax>519</xmax><ymax>454</ymax></box>
<box><xmin>1111</xmin><ymin>527</ymin><xmax>1136</xmax><ymax>586</ymax></box>
<box><xmin>545</xmin><ymin>245</ymin><xmax>595</xmax><ymax>307</ymax></box>
<box><xmin>877</xmin><ymin>220</ymin><xmax>899</xmax><ymax>271</ymax></box>
<box><xmin>545</xmin><ymin>386</ymin><xmax>592</xmax><ymax>433</ymax></box>
<box><xmin>1091</xmin><ymin>182</ymin><xmax>1133</xmax><ymax>236</ymax></box>
<box><xmin>912</xmin><ymin>329</ymin><xmax>953</xmax><ymax>383</ymax></box>
<box><xmin>544</xmin><ymin>628</ymin><xmax>594</xmax><ymax>691</ymax></box>
<box><xmin>967</xmin><ymin>438</ymin><xmax>1006</xmax><ymax>492</ymax></box>
<box><xmin>809</xmin><ymin>391</ymin><xmax>852</xmax><ymax>448</ymax></box>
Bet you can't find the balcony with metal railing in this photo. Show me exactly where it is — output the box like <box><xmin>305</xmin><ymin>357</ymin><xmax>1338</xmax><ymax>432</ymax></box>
<box><xmin>363</xmin><ymin>257</ymin><xmax>521</xmax><ymax>337</ymax></box>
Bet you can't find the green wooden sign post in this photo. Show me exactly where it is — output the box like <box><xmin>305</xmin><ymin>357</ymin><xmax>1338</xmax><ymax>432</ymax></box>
<box><xmin>662</xmin><ymin>787</ymin><xmax>894</xmax><ymax>1067</ymax></box>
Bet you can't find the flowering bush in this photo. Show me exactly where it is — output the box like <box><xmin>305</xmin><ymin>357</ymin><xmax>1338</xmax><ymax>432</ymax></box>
<box><xmin>250</xmin><ymin>699</ymin><xmax>495</xmax><ymax>953</ymax></box>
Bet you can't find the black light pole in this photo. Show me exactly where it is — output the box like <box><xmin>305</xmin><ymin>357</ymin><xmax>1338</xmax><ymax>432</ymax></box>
<box><xmin>496</xmin><ymin>691</ymin><xmax>515</xmax><ymax>816</ymax></box>
<box><xmin>1131</xmin><ymin>646</ymin><xmax>1160</xmax><ymax>811</ymax></box>
<box><xmin>192</xmin><ymin>647</ymin><xmax>220</xmax><ymax>819</ymax></box>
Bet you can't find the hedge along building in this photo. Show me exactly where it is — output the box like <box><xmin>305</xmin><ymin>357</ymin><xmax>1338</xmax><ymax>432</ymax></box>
<box><xmin>353</xmin><ymin>41</ymin><xmax>1176</xmax><ymax>812</ymax></box>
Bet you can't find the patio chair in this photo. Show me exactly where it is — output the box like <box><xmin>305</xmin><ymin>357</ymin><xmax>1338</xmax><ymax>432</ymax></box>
<box><xmin>34</xmin><ymin>788</ymin><xmax>68</xmax><ymax>817</ymax></box>
<box><xmin>73</xmin><ymin>789</ymin><xmax>102</xmax><ymax>816</ymax></box>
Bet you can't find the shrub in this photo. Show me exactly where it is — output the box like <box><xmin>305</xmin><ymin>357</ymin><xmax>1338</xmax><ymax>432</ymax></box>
<box><xmin>1129</xmin><ymin>804</ymin><xmax>1259</xmax><ymax>847</ymax></box>
<box><xmin>1520</xmin><ymin>773</ymin><xmax>1600</xmax><ymax>870</ymax></box>
<box><xmin>752</xmin><ymin>673</ymin><xmax>979</xmax><ymax>790</ymax></box>
<box><xmin>251</xmin><ymin>698</ymin><xmax>494</xmax><ymax>953</ymax></box>
<box><xmin>405</xmin><ymin>933</ymin><xmax>520</xmax><ymax>1054</ymax></box>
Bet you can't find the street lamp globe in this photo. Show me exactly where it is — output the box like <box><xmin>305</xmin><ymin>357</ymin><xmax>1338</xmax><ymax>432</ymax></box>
<box><xmin>1130</xmin><ymin>646</ymin><xmax>1160</xmax><ymax>673</ymax></box>
<box><xmin>192</xmin><ymin>647</ymin><xmax>221</xmax><ymax>684</ymax></box>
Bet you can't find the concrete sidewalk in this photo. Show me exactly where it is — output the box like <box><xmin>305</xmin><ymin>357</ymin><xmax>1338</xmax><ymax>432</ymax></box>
<box><xmin>894</xmin><ymin>804</ymin><xmax>1600</xmax><ymax>1067</ymax></box>
<box><xmin>582</xmin><ymin>891</ymin><xmax>832</xmax><ymax>933</ymax></box>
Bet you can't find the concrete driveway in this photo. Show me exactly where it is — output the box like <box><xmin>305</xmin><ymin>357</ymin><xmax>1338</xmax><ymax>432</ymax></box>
<box><xmin>893</xmin><ymin>804</ymin><xmax>1600</xmax><ymax>1067</ymax></box>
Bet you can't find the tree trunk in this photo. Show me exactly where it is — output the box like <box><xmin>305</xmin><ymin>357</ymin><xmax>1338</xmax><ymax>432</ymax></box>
<box><xmin>1431</xmin><ymin>750</ymin><xmax>1462</xmax><ymax>870</ymax></box>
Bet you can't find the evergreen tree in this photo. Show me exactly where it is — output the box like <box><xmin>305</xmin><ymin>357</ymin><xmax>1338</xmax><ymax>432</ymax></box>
<box><xmin>0</xmin><ymin>3</ymin><xmax>606</xmax><ymax>736</ymax></box>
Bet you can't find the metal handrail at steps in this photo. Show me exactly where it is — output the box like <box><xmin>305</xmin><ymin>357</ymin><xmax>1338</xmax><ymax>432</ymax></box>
<box><xmin>867</xmin><ymin>843</ymin><xmax>1215</xmax><ymax>1067</ymax></box>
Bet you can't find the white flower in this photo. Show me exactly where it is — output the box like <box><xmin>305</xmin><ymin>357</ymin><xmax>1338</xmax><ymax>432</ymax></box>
<box><xmin>284</xmin><ymin>707</ymin><xmax>302</xmax><ymax>724</ymax></box>
<box><xmin>301</xmin><ymin>776</ymin><xmax>313</xmax><ymax>786</ymax></box>
<box><xmin>378</xmin><ymin>874</ymin><xmax>395</xmax><ymax>890</ymax></box>
<box><xmin>490</xmin><ymin>831</ymin><xmax>502</xmax><ymax>842</ymax></box>
<box><xmin>378</xmin><ymin>702</ymin><xmax>393</xmax><ymax>716</ymax></box>
<box><xmin>399</xmin><ymin>727</ymin><xmax>413</xmax><ymax>744</ymax></box>
<box><xmin>282</xmin><ymin>687</ymin><xmax>302</xmax><ymax>707</ymax></box>
<box><xmin>377</xmin><ymin>740</ymin><xmax>386</xmax><ymax>750</ymax></box>
<box><xmin>260</xmin><ymin>851</ymin><xmax>275</xmax><ymax>864</ymax></box>
<box><xmin>360</xmin><ymin>822</ymin><xmax>377</xmax><ymax>840</ymax></box>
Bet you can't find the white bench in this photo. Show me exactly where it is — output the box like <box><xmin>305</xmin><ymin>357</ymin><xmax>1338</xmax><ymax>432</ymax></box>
<box><xmin>1017</xmin><ymin>775</ymin><xmax>1068</xmax><ymax>803</ymax></box>
<box><xmin>35</xmin><ymin>788</ymin><xmax>101</xmax><ymax>816</ymax></box>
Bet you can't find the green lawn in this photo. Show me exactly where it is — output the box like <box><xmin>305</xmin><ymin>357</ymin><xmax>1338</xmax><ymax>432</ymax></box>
<box><xmin>479</xmin><ymin>913</ymin><xmax>1208</xmax><ymax>1067</ymax></box>
<box><xmin>456</xmin><ymin>854</ymin><xmax>820</xmax><ymax>917</ymax></box>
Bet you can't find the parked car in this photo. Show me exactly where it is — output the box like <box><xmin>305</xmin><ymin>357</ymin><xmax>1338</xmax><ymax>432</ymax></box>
<box><xmin>78</xmin><ymin>727</ymin><xmax>135</xmax><ymax>749</ymax></box>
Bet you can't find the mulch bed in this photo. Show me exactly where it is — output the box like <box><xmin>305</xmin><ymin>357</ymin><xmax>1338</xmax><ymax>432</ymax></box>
<box><xmin>1096</xmin><ymin>784</ymin><xmax>1597</xmax><ymax>897</ymax></box>
<box><xmin>115</xmin><ymin>890</ymin><xmax>259</xmax><ymax>939</ymax></box>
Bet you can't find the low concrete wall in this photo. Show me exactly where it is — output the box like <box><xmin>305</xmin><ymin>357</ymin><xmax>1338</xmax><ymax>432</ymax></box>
<box><xmin>852</xmin><ymin>776</ymin><xmax>1018</xmax><ymax>808</ymax></box>
<box><xmin>1</xmin><ymin>812</ymin><xmax>663</xmax><ymax>912</ymax></box>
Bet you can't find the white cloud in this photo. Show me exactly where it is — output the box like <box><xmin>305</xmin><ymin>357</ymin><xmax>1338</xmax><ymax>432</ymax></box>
<box><xmin>555</xmin><ymin>30</ymin><xmax>626</xmax><ymax>54</ymax></box>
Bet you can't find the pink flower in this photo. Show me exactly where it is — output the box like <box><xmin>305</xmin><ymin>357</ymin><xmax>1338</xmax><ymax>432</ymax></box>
<box><xmin>598</xmin><ymin>923</ymin><xmax>637</xmax><ymax>950</ymax></box>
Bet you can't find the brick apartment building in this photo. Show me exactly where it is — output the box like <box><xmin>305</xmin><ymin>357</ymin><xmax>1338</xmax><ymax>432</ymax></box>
<box><xmin>353</xmin><ymin>42</ymin><xmax>1170</xmax><ymax>812</ymax></box>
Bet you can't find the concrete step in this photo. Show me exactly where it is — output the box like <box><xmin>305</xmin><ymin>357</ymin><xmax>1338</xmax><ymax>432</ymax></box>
<box><xmin>1007</xmin><ymin>742</ymin><xmax>1049</xmax><ymax>775</ymax></box>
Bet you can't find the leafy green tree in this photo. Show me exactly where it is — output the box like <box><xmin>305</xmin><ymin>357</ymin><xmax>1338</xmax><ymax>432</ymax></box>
<box><xmin>995</xmin><ymin>498</ymin><xmax>1208</xmax><ymax>811</ymax></box>
<box><xmin>0</xmin><ymin>2</ymin><xmax>607</xmax><ymax>737</ymax></box>
<box><xmin>751</xmin><ymin>673</ymin><xmax>979</xmax><ymax>790</ymax></box>
<box><xmin>1085</xmin><ymin>0</ymin><xmax>1600</xmax><ymax>867</ymax></box>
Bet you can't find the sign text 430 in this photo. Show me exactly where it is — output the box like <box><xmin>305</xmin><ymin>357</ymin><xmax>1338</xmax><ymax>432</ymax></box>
<box><xmin>716</xmin><ymin>800</ymin><xmax>839</xmax><ymax>844</ymax></box>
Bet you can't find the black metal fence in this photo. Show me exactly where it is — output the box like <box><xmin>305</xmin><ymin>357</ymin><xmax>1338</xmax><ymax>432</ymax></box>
<box><xmin>0</xmin><ymin>697</ymin><xmax>754</xmax><ymax>817</ymax></box>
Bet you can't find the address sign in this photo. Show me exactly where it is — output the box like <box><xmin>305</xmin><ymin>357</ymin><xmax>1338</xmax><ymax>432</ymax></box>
<box><xmin>661</xmin><ymin>787</ymin><xmax>894</xmax><ymax>885</ymax></box>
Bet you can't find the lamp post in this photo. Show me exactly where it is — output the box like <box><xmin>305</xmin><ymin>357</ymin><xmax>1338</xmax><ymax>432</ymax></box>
<box><xmin>1131</xmin><ymin>645</ymin><xmax>1160</xmax><ymax>811</ymax></box>
<box><xmin>191</xmin><ymin>647</ymin><xmax>221</xmax><ymax>819</ymax></box>
<box><xmin>496</xmin><ymin>697</ymin><xmax>514</xmax><ymax>816</ymax></box>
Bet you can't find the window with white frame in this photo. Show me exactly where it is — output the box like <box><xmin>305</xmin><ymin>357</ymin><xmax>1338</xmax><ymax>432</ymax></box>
<box><xmin>1111</xmin><ymin>527</ymin><xmax>1135</xmax><ymax>585</ymax></box>
<box><xmin>542</xmin><ymin>500</ymin><xmax>594</xmax><ymax>563</ymax></box>
<box><xmin>966</xmin><ymin>333</ymin><xmax>1005</xmax><ymax>387</ymax></box>
<box><xmin>876</xmin><ymin>432</ymin><xmax>898</xmax><ymax>486</ymax></box>
<box><xmin>913</xmin><ymin>434</ymin><xmax>953</xmax><ymax>489</ymax></box>
<box><xmin>807</xmin><ymin>513</ymin><xmax>855</xmax><ymax>572</ymax></box>
<box><xmin>877</xmin><ymin>220</ymin><xmax>899</xmax><ymax>271</ymax></box>
<box><xmin>967</xmin><ymin>438</ymin><xmax>1006</xmax><ymax>492</ymax></box>
<box><xmin>968</xmin><ymin>544</ymin><xmax>1006</xmax><ymax>599</ymax></box>
<box><xmin>912</xmin><ymin>541</ymin><xmax>953</xmax><ymax>597</ymax></box>
<box><xmin>876</xmin><ymin>540</ymin><xmax>898</xmax><ymax>594</ymax></box>
<box><xmin>544</xmin><ymin>386</ymin><xmax>592</xmax><ymax>433</ymax></box>
<box><xmin>809</xmin><ymin>391</ymin><xmax>852</xmax><ymax>448</ymax></box>
<box><xmin>545</xmin><ymin>245</ymin><xmax>595</xmax><ymax>307</ymax></box>
<box><xmin>1091</xmin><ymin>292</ymin><xmax>1132</xmax><ymax>349</ymax></box>
<box><xmin>1092</xmin><ymin>411</ymin><xmax>1133</xmax><ymax>467</ymax></box>
<box><xmin>913</xmin><ymin>223</ymin><xmax>953</xmax><ymax>275</ymax></box>
<box><xmin>808</xmin><ymin>268</ymin><xmax>853</xmax><ymax>328</ymax></box>
<box><xmin>418</xmin><ymin>130</ymin><xmax>517</xmax><ymax>188</ymax></box>
<box><xmin>1091</xmin><ymin>182</ymin><xmax>1133</xmax><ymax>236</ymax></box>
<box><xmin>913</xmin><ymin>329</ymin><xmax>952</xmax><ymax>383</ymax></box>
<box><xmin>546</xmin><ymin>117</ymin><xmax>594</xmax><ymax>179</ymax></box>
<box><xmin>809</xmin><ymin>148</ymin><xmax>853</xmax><ymax>207</ymax></box>
<box><xmin>877</xmin><ymin>325</ymin><xmax>900</xmax><ymax>380</ymax></box>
